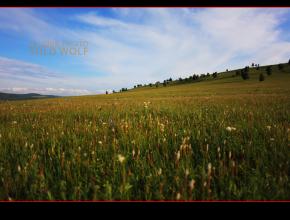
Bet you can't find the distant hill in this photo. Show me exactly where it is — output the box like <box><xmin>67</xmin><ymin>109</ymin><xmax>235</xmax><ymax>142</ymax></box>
<box><xmin>127</xmin><ymin>62</ymin><xmax>290</xmax><ymax>92</ymax></box>
<box><xmin>0</xmin><ymin>92</ymin><xmax>58</xmax><ymax>101</ymax></box>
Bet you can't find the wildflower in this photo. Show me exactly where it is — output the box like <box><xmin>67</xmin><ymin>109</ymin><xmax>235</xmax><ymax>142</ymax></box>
<box><xmin>185</xmin><ymin>168</ymin><xmax>190</xmax><ymax>176</ymax></box>
<box><xmin>83</xmin><ymin>153</ymin><xmax>87</xmax><ymax>157</ymax></box>
<box><xmin>132</xmin><ymin>149</ymin><xmax>135</xmax><ymax>157</ymax></box>
<box><xmin>176</xmin><ymin>151</ymin><xmax>181</xmax><ymax>162</ymax></box>
<box><xmin>189</xmin><ymin>179</ymin><xmax>195</xmax><ymax>190</ymax></box>
<box><xmin>232</xmin><ymin>161</ymin><xmax>236</xmax><ymax>168</ymax></box>
<box><xmin>266</xmin><ymin>126</ymin><xmax>271</xmax><ymax>130</ymax></box>
<box><xmin>98</xmin><ymin>141</ymin><xmax>103</xmax><ymax>145</ymax></box>
<box><xmin>17</xmin><ymin>165</ymin><xmax>21</xmax><ymax>173</ymax></box>
<box><xmin>12</xmin><ymin>121</ymin><xmax>17</xmax><ymax>125</ymax></box>
<box><xmin>78</xmin><ymin>146</ymin><xmax>81</xmax><ymax>151</ymax></box>
<box><xmin>176</xmin><ymin>193</ymin><xmax>181</xmax><ymax>200</ymax></box>
<box><xmin>157</xmin><ymin>168</ymin><xmax>162</xmax><ymax>176</ymax></box>
<box><xmin>226</xmin><ymin>126</ymin><xmax>236</xmax><ymax>132</ymax></box>
<box><xmin>208</xmin><ymin>163</ymin><xmax>212</xmax><ymax>175</ymax></box>
<box><xmin>159</xmin><ymin>123</ymin><xmax>165</xmax><ymax>133</ymax></box>
<box><xmin>143</xmin><ymin>101</ymin><xmax>150</xmax><ymax>109</ymax></box>
<box><xmin>217</xmin><ymin>147</ymin><xmax>220</xmax><ymax>153</ymax></box>
<box><xmin>118</xmin><ymin>154</ymin><xmax>125</xmax><ymax>163</ymax></box>
<box><xmin>229</xmin><ymin>151</ymin><xmax>232</xmax><ymax>159</ymax></box>
<box><xmin>270</xmin><ymin>138</ymin><xmax>275</xmax><ymax>141</ymax></box>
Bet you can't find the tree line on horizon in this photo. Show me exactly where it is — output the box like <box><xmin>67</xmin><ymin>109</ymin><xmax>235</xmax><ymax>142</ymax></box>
<box><xmin>105</xmin><ymin>59</ymin><xmax>290</xmax><ymax>94</ymax></box>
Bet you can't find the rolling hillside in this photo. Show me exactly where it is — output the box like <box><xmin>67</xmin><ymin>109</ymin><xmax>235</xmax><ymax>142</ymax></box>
<box><xmin>0</xmin><ymin>62</ymin><xmax>289</xmax><ymax>200</ymax></box>
<box><xmin>0</xmin><ymin>93</ymin><xmax>58</xmax><ymax>101</ymax></box>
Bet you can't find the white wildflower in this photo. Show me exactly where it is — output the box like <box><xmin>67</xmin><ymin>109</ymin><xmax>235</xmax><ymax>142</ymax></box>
<box><xmin>189</xmin><ymin>179</ymin><xmax>195</xmax><ymax>190</ymax></box>
<box><xmin>98</xmin><ymin>141</ymin><xmax>103</xmax><ymax>145</ymax></box>
<box><xmin>117</xmin><ymin>154</ymin><xmax>125</xmax><ymax>163</ymax></box>
<box><xmin>176</xmin><ymin>193</ymin><xmax>181</xmax><ymax>200</ymax></box>
<box><xmin>208</xmin><ymin>163</ymin><xmax>212</xmax><ymax>175</ymax></box>
<box><xmin>176</xmin><ymin>151</ymin><xmax>181</xmax><ymax>161</ymax></box>
<box><xmin>226</xmin><ymin>126</ymin><xmax>236</xmax><ymax>132</ymax></box>
<box><xmin>232</xmin><ymin>161</ymin><xmax>236</xmax><ymax>168</ymax></box>
<box><xmin>157</xmin><ymin>168</ymin><xmax>162</xmax><ymax>176</ymax></box>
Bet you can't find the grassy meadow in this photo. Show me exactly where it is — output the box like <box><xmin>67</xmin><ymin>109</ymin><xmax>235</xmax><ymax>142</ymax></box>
<box><xmin>0</xmin><ymin>63</ymin><xmax>289</xmax><ymax>200</ymax></box>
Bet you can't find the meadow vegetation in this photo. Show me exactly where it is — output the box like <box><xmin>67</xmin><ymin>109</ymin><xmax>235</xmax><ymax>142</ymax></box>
<box><xmin>0</xmin><ymin>63</ymin><xmax>289</xmax><ymax>200</ymax></box>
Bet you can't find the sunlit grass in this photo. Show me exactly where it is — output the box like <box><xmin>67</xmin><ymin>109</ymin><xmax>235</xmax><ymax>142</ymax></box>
<box><xmin>0</xmin><ymin>64</ymin><xmax>289</xmax><ymax>200</ymax></box>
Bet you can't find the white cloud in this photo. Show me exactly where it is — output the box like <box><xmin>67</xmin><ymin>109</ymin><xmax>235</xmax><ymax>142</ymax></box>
<box><xmin>0</xmin><ymin>8</ymin><xmax>290</xmax><ymax>94</ymax></box>
<box><xmin>0</xmin><ymin>87</ymin><xmax>94</xmax><ymax>96</ymax></box>
<box><xmin>0</xmin><ymin>56</ymin><xmax>99</xmax><ymax>96</ymax></box>
<box><xmin>73</xmin><ymin>8</ymin><xmax>290</xmax><ymax>84</ymax></box>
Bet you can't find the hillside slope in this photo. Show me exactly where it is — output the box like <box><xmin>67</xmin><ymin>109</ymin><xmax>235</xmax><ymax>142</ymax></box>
<box><xmin>0</xmin><ymin>62</ymin><xmax>289</xmax><ymax>200</ymax></box>
<box><xmin>0</xmin><ymin>92</ymin><xmax>58</xmax><ymax>101</ymax></box>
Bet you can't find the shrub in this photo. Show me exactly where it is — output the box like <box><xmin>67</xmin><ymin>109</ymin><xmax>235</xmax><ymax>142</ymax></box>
<box><xmin>266</xmin><ymin>66</ymin><xmax>272</xmax><ymax>76</ymax></box>
<box><xmin>259</xmin><ymin>73</ymin><xmax>265</xmax><ymax>82</ymax></box>
<box><xmin>278</xmin><ymin>63</ymin><xmax>284</xmax><ymax>71</ymax></box>
<box><xmin>241</xmin><ymin>68</ymin><xmax>249</xmax><ymax>80</ymax></box>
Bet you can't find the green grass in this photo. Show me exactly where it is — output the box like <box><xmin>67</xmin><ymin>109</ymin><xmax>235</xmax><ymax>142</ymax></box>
<box><xmin>0</xmin><ymin>63</ymin><xmax>289</xmax><ymax>200</ymax></box>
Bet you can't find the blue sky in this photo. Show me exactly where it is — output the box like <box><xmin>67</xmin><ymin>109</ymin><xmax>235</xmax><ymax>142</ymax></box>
<box><xmin>0</xmin><ymin>8</ymin><xmax>290</xmax><ymax>96</ymax></box>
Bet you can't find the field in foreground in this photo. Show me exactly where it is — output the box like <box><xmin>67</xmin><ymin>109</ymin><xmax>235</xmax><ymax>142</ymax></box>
<box><xmin>0</xmin><ymin>64</ymin><xmax>289</xmax><ymax>200</ymax></box>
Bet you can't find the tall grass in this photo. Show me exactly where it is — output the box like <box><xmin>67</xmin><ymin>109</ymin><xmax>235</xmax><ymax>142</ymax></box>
<box><xmin>0</xmin><ymin>65</ymin><xmax>289</xmax><ymax>200</ymax></box>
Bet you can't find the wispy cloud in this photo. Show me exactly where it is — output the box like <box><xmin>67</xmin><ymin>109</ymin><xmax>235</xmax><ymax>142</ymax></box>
<box><xmin>0</xmin><ymin>56</ymin><xmax>97</xmax><ymax>96</ymax></box>
<box><xmin>0</xmin><ymin>8</ymin><xmax>290</xmax><ymax>95</ymax></box>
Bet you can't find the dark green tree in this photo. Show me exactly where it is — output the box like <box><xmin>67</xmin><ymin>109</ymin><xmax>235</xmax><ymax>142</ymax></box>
<box><xmin>266</xmin><ymin>66</ymin><xmax>272</xmax><ymax>76</ymax></box>
<box><xmin>278</xmin><ymin>63</ymin><xmax>284</xmax><ymax>71</ymax></box>
<box><xmin>259</xmin><ymin>73</ymin><xmax>265</xmax><ymax>82</ymax></box>
<box><xmin>241</xmin><ymin>69</ymin><xmax>249</xmax><ymax>80</ymax></box>
<box><xmin>241</xmin><ymin>66</ymin><xmax>250</xmax><ymax>80</ymax></box>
